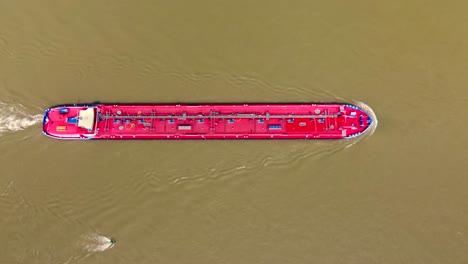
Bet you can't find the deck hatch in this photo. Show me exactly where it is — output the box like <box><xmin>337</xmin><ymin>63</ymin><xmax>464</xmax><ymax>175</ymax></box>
<box><xmin>77</xmin><ymin>108</ymin><xmax>95</xmax><ymax>130</ymax></box>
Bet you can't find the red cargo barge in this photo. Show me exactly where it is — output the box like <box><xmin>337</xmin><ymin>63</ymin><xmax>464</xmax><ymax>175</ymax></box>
<box><xmin>42</xmin><ymin>103</ymin><xmax>373</xmax><ymax>140</ymax></box>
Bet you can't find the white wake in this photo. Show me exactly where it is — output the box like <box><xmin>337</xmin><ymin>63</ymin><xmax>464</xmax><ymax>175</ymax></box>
<box><xmin>61</xmin><ymin>234</ymin><xmax>114</xmax><ymax>264</ymax></box>
<box><xmin>0</xmin><ymin>101</ymin><xmax>42</xmax><ymax>134</ymax></box>
<box><xmin>80</xmin><ymin>234</ymin><xmax>115</xmax><ymax>252</ymax></box>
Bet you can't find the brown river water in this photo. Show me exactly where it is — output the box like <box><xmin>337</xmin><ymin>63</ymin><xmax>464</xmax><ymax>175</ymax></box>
<box><xmin>1</xmin><ymin>1</ymin><xmax>467</xmax><ymax>263</ymax></box>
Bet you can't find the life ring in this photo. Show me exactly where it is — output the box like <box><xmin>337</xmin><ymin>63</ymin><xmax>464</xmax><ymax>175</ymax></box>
<box><xmin>137</xmin><ymin>111</ymin><xmax>142</xmax><ymax>115</ymax></box>
<box><xmin>125</xmin><ymin>123</ymin><xmax>135</xmax><ymax>130</ymax></box>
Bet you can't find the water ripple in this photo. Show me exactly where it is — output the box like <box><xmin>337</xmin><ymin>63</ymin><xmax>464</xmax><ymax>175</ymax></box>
<box><xmin>0</xmin><ymin>35</ymin><xmax>14</xmax><ymax>57</ymax></box>
<box><xmin>160</xmin><ymin>140</ymin><xmax>362</xmax><ymax>190</ymax></box>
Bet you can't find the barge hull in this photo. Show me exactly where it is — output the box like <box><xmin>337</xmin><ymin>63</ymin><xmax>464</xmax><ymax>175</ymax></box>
<box><xmin>42</xmin><ymin>103</ymin><xmax>373</xmax><ymax>140</ymax></box>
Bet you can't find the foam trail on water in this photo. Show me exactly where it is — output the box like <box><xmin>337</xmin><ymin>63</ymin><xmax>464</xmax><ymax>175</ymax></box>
<box><xmin>81</xmin><ymin>234</ymin><xmax>114</xmax><ymax>252</ymax></box>
<box><xmin>60</xmin><ymin>234</ymin><xmax>114</xmax><ymax>264</ymax></box>
<box><xmin>0</xmin><ymin>101</ymin><xmax>42</xmax><ymax>134</ymax></box>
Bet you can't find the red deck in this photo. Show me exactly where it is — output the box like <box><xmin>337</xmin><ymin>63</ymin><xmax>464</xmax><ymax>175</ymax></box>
<box><xmin>42</xmin><ymin>103</ymin><xmax>373</xmax><ymax>140</ymax></box>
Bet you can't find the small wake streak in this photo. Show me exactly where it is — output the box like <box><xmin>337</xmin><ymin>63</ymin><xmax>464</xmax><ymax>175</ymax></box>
<box><xmin>79</xmin><ymin>234</ymin><xmax>114</xmax><ymax>253</ymax></box>
<box><xmin>60</xmin><ymin>234</ymin><xmax>114</xmax><ymax>264</ymax></box>
<box><xmin>0</xmin><ymin>101</ymin><xmax>42</xmax><ymax>135</ymax></box>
